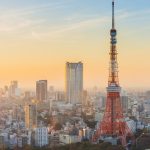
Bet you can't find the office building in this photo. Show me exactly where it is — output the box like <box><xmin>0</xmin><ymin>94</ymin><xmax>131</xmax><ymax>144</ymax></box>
<box><xmin>0</xmin><ymin>135</ymin><xmax>5</xmax><ymax>150</ymax></box>
<box><xmin>55</xmin><ymin>91</ymin><xmax>65</xmax><ymax>101</ymax></box>
<box><xmin>121</xmin><ymin>96</ymin><xmax>129</xmax><ymax>113</ymax></box>
<box><xmin>35</xmin><ymin>127</ymin><xmax>48</xmax><ymax>147</ymax></box>
<box><xmin>66</xmin><ymin>62</ymin><xmax>83</xmax><ymax>105</ymax></box>
<box><xmin>24</xmin><ymin>104</ymin><xmax>37</xmax><ymax>129</ymax></box>
<box><xmin>36</xmin><ymin>80</ymin><xmax>47</xmax><ymax>102</ymax></box>
<box><xmin>9</xmin><ymin>81</ymin><xmax>18</xmax><ymax>97</ymax></box>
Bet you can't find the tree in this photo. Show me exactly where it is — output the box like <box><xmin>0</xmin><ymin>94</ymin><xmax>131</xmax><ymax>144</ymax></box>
<box><xmin>54</xmin><ymin>123</ymin><xmax>62</xmax><ymax>130</ymax></box>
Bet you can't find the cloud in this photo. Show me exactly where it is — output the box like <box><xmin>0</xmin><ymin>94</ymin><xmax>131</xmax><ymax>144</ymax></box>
<box><xmin>117</xmin><ymin>9</ymin><xmax>150</xmax><ymax>20</ymax></box>
<box><xmin>0</xmin><ymin>1</ymin><xmax>70</xmax><ymax>34</ymax></box>
<box><xmin>0</xmin><ymin>1</ymin><xmax>150</xmax><ymax>41</ymax></box>
<box><xmin>22</xmin><ymin>16</ymin><xmax>109</xmax><ymax>40</ymax></box>
<box><xmin>0</xmin><ymin>1</ymin><xmax>68</xmax><ymax>18</ymax></box>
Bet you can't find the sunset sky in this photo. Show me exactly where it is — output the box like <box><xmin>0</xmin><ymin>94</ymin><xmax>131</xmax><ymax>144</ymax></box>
<box><xmin>0</xmin><ymin>0</ymin><xmax>150</xmax><ymax>89</ymax></box>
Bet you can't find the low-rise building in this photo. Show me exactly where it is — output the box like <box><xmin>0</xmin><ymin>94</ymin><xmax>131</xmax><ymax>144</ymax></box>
<box><xmin>59</xmin><ymin>133</ymin><xmax>81</xmax><ymax>144</ymax></box>
<box><xmin>0</xmin><ymin>135</ymin><xmax>5</xmax><ymax>149</ymax></box>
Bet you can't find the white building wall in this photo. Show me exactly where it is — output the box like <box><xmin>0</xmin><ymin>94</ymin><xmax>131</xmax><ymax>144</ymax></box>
<box><xmin>95</xmin><ymin>112</ymin><xmax>104</xmax><ymax>122</ymax></box>
<box><xmin>59</xmin><ymin>134</ymin><xmax>82</xmax><ymax>144</ymax></box>
<box><xmin>66</xmin><ymin>62</ymin><xmax>83</xmax><ymax>105</ymax></box>
<box><xmin>126</xmin><ymin>118</ymin><xmax>136</xmax><ymax>133</ymax></box>
<box><xmin>35</xmin><ymin>127</ymin><xmax>48</xmax><ymax>147</ymax></box>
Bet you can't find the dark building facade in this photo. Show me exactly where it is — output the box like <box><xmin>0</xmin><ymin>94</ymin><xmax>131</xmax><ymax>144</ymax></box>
<box><xmin>36</xmin><ymin>80</ymin><xmax>47</xmax><ymax>102</ymax></box>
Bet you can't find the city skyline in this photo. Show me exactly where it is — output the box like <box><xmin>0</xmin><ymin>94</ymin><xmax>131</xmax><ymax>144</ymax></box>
<box><xmin>0</xmin><ymin>1</ymin><xmax>150</xmax><ymax>149</ymax></box>
<box><xmin>0</xmin><ymin>0</ymin><xmax>150</xmax><ymax>89</ymax></box>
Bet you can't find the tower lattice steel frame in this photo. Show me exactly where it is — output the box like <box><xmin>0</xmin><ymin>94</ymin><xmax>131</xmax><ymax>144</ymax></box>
<box><xmin>93</xmin><ymin>0</ymin><xmax>134</xmax><ymax>146</ymax></box>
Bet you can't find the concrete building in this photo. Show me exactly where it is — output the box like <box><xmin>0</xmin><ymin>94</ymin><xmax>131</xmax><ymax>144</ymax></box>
<box><xmin>55</xmin><ymin>91</ymin><xmax>65</xmax><ymax>101</ymax></box>
<box><xmin>94</xmin><ymin>96</ymin><xmax>106</xmax><ymax>110</ymax></box>
<box><xmin>82</xmin><ymin>90</ymin><xmax>88</xmax><ymax>106</ymax></box>
<box><xmin>66</xmin><ymin>62</ymin><xmax>83</xmax><ymax>105</ymax></box>
<box><xmin>95</xmin><ymin>112</ymin><xmax>104</xmax><ymax>122</ymax></box>
<box><xmin>121</xmin><ymin>96</ymin><xmax>129</xmax><ymax>113</ymax></box>
<box><xmin>59</xmin><ymin>134</ymin><xmax>81</xmax><ymax>144</ymax></box>
<box><xmin>48</xmin><ymin>86</ymin><xmax>55</xmax><ymax>99</ymax></box>
<box><xmin>35</xmin><ymin>127</ymin><xmax>48</xmax><ymax>147</ymax></box>
<box><xmin>144</xmin><ymin>100</ymin><xmax>150</xmax><ymax>114</ymax></box>
<box><xmin>24</xmin><ymin>91</ymin><xmax>31</xmax><ymax>101</ymax></box>
<box><xmin>0</xmin><ymin>135</ymin><xmax>5</xmax><ymax>149</ymax></box>
<box><xmin>24</xmin><ymin>104</ymin><xmax>37</xmax><ymax>129</ymax></box>
<box><xmin>125</xmin><ymin>118</ymin><xmax>136</xmax><ymax>133</ymax></box>
<box><xmin>9</xmin><ymin>81</ymin><xmax>18</xmax><ymax>97</ymax></box>
<box><xmin>9</xmin><ymin>134</ymin><xmax>17</xmax><ymax>149</ymax></box>
<box><xmin>17</xmin><ymin>135</ymin><xmax>28</xmax><ymax>148</ymax></box>
<box><xmin>78</xmin><ymin>127</ymin><xmax>92</xmax><ymax>140</ymax></box>
<box><xmin>49</xmin><ymin>132</ymin><xmax>59</xmax><ymax>146</ymax></box>
<box><xmin>36</xmin><ymin>80</ymin><xmax>47</xmax><ymax>102</ymax></box>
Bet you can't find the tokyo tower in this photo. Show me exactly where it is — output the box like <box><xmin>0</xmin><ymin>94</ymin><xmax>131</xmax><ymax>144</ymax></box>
<box><xmin>93</xmin><ymin>0</ymin><xmax>133</xmax><ymax>146</ymax></box>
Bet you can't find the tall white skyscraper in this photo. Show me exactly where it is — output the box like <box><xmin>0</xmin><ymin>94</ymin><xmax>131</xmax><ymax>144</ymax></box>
<box><xmin>66</xmin><ymin>62</ymin><xmax>83</xmax><ymax>105</ymax></box>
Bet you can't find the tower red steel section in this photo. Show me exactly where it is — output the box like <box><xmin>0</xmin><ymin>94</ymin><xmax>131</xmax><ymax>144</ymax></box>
<box><xmin>93</xmin><ymin>0</ymin><xmax>133</xmax><ymax>145</ymax></box>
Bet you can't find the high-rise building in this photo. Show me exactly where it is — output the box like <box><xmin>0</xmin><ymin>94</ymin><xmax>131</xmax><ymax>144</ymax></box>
<box><xmin>120</xmin><ymin>90</ymin><xmax>129</xmax><ymax>114</ymax></box>
<box><xmin>55</xmin><ymin>91</ymin><xmax>65</xmax><ymax>101</ymax></box>
<box><xmin>121</xmin><ymin>96</ymin><xmax>129</xmax><ymax>114</ymax></box>
<box><xmin>24</xmin><ymin>91</ymin><xmax>31</xmax><ymax>101</ymax></box>
<box><xmin>35</xmin><ymin>127</ymin><xmax>48</xmax><ymax>147</ymax></box>
<box><xmin>9</xmin><ymin>81</ymin><xmax>18</xmax><ymax>97</ymax></box>
<box><xmin>0</xmin><ymin>135</ymin><xmax>5</xmax><ymax>150</ymax></box>
<box><xmin>24</xmin><ymin>104</ymin><xmax>37</xmax><ymax>129</ymax></box>
<box><xmin>36</xmin><ymin>80</ymin><xmax>47</xmax><ymax>102</ymax></box>
<box><xmin>66</xmin><ymin>62</ymin><xmax>83</xmax><ymax>105</ymax></box>
<box><xmin>82</xmin><ymin>90</ymin><xmax>88</xmax><ymax>106</ymax></box>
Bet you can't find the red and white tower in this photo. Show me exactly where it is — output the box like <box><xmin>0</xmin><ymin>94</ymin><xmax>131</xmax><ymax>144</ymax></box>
<box><xmin>93</xmin><ymin>0</ymin><xmax>133</xmax><ymax>146</ymax></box>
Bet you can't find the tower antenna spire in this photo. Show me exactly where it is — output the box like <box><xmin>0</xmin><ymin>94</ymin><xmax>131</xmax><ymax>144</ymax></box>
<box><xmin>112</xmin><ymin>0</ymin><xmax>115</xmax><ymax>29</ymax></box>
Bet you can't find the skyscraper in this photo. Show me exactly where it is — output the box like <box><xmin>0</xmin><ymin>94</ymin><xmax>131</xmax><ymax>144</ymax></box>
<box><xmin>36</xmin><ymin>80</ymin><xmax>47</xmax><ymax>102</ymax></box>
<box><xmin>9</xmin><ymin>80</ymin><xmax>18</xmax><ymax>97</ymax></box>
<box><xmin>66</xmin><ymin>62</ymin><xmax>83</xmax><ymax>105</ymax></box>
<box><xmin>121</xmin><ymin>95</ymin><xmax>129</xmax><ymax>114</ymax></box>
<box><xmin>24</xmin><ymin>104</ymin><xmax>37</xmax><ymax>129</ymax></box>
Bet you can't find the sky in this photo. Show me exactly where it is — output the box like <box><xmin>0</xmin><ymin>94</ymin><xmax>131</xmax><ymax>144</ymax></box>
<box><xmin>0</xmin><ymin>0</ymin><xmax>150</xmax><ymax>90</ymax></box>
